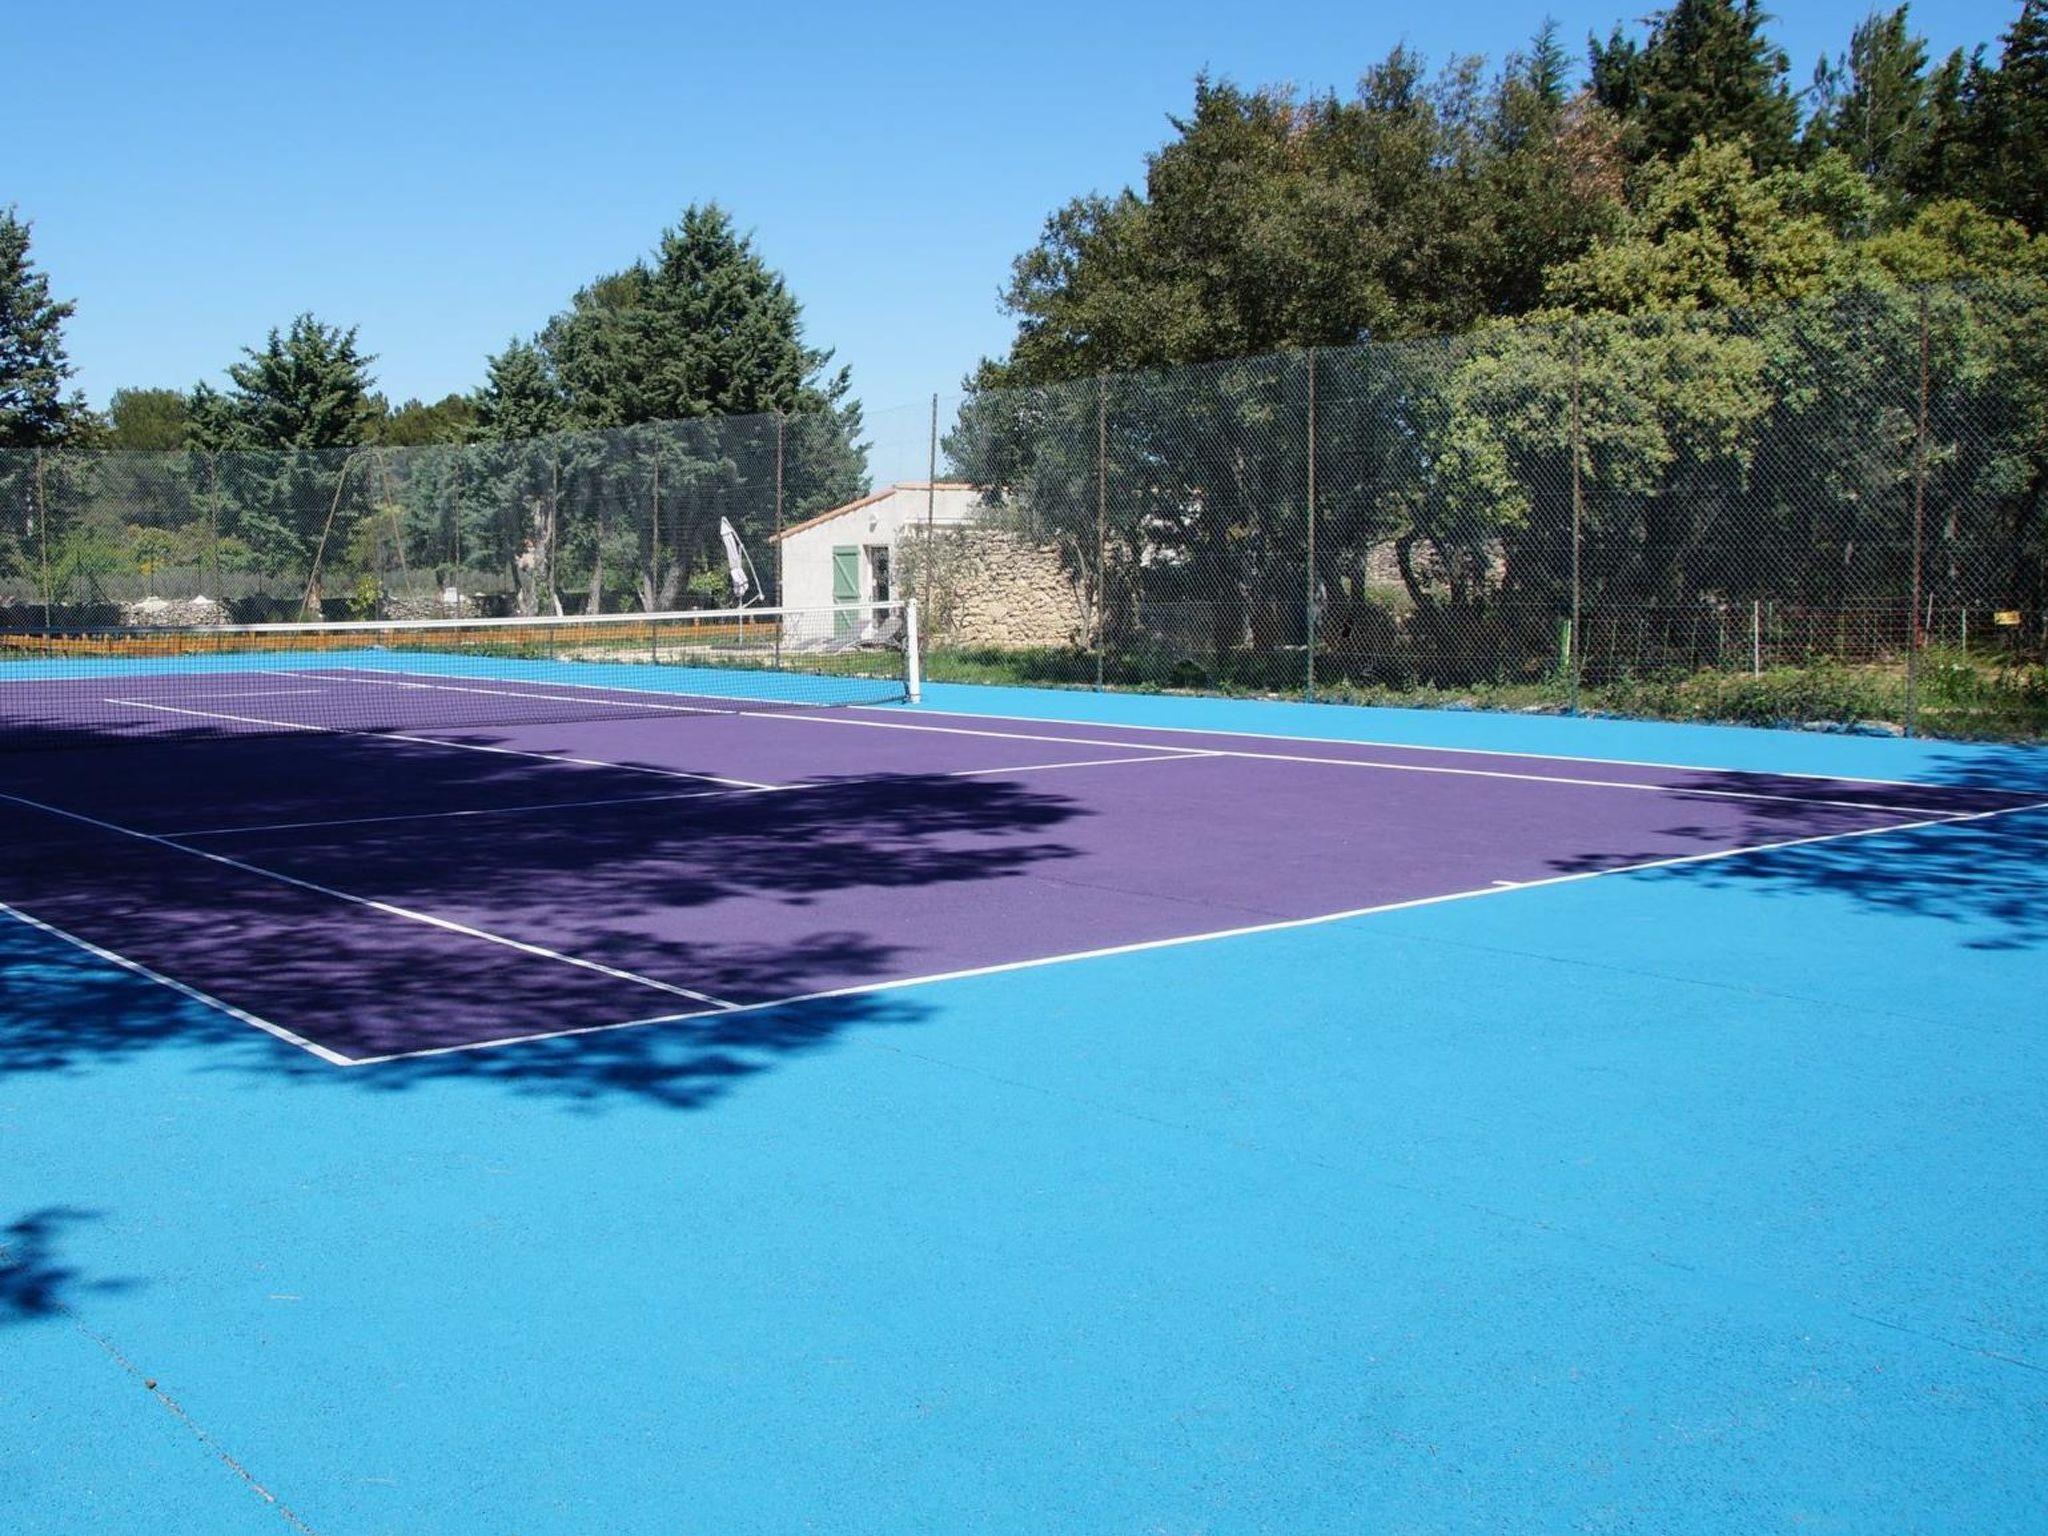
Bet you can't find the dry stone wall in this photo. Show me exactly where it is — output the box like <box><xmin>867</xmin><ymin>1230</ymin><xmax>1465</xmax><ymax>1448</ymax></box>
<box><xmin>906</xmin><ymin>528</ymin><xmax>1087</xmax><ymax>650</ymax></box>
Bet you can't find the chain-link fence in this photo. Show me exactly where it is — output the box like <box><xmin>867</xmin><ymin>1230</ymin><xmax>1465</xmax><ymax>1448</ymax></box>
<box><xmin>4</xmin><ymin>281</ymin><xmax>2044</xmax><ymax>736</ymax></box>
<box><xmin>0</xmin><ymin>410</ymin><xmax>864</xmax><ymax>628</ymax></box>
<box><xmin>936</xmin><ymin>281</ymin><xmax>2048</xmax><ymax>738</ymax></box>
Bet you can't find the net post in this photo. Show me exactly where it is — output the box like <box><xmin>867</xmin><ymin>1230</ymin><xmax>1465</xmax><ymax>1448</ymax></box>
<box><xmin>904</xmin><ymin>598</ymin><xmax>923</xmax><ymax>704</ymax></box>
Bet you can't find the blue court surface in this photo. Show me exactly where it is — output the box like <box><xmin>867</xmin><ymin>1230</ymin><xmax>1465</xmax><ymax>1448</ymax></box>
<box><xmin>4</xmin><ymin>682</ymin><xmax>2045</xmax><ymax>1534</ymax></box>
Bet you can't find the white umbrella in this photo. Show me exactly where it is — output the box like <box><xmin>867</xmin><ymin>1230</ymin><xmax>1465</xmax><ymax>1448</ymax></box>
<box><xmin>719</xmin><ymin>517</ymin><xmax>762</xmax><ymax>606</ymax></box>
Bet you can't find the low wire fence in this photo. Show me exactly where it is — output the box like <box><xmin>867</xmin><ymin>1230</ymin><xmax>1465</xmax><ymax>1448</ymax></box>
<box><xmin>3</xmin><ymin>281</ymin><xmax>2044</xmax><ymax>737</ymax></box>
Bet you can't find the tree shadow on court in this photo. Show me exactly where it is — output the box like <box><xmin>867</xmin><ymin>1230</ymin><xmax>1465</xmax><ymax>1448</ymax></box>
<box><xmin>0</xmin><ymin>1207</ymin><xmax>139</xmax><ymax>1325</ymax></box>
<box><xmin>0</xmin><ymin>732</ymin><xmax>1100</xmax><ymax>1110</ymax></box>
<box><xmin>1539</xmin><ymin>743</ymin><xmax>2048</xmax><ymax>952</ymax></box>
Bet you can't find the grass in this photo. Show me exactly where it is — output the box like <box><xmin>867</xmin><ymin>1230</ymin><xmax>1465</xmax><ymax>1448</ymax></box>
<box><xmin>919</xmin><ymin>643</ymin><xmax>2048</xmax><ymax>742</ymax></box>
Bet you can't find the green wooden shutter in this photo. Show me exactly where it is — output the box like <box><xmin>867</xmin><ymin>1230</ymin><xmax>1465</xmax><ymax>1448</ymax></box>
<box><xmin>832</xmin><ymin>546</ymin><xmax>859</xmax><ymax>634</ymax></box>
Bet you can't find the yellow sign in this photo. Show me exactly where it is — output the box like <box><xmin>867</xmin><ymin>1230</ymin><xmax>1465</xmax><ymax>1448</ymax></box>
<box><xmin>1994</xmin><ymin>610</ymin><xmax>2022</xmax><ymax>627</ymax></box>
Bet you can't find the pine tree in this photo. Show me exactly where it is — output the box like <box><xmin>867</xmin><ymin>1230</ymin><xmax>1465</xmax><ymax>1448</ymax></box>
<box><xmin>497</xmin><ymin>208</ymin><xmax>867</xmax><ymax>613</ymax></box>
<box><xmin>1913</xmin><ymin>47</ymin><xmax>1989</xmax><ymax>202</ymax></box>
<box><xmin>540</xmin><ymin>204</ymin><xmax>854</xmax><ymax>429</ymax></box>
<box><xmin>1981</xmin><ymin>0</ymin><xmax>2048</xmax><ymax>230</ymax></box>
<box><xmin>0</xmin><ymin>207</ymin><xmax>87</xmax><ymax>448</ymax></box>
<box><xmin>474</xmin><ymin>340</ymin><xmax>566</xmax><ymax>441</ymax></box>
<box><xmin>1589</xmin><ymin>0</ymin><xmax>1800</xmax><ymax>167</ymax></box>
<box><xmin>1807</xmin><ymin>7</ymin><xmax>1932</xmax><ymax>195</ymax></box>
<box><xmin>188</xmin><ymin>315</ymin><xmax>378</xmax><ymax>450</ymax></box>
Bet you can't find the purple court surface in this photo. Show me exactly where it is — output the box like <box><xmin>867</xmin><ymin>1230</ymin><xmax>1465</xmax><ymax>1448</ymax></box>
<box><xmin>0</xmin><ymin>668</ymin><xmax>2036</xmax><ymax>1065</ymax></box>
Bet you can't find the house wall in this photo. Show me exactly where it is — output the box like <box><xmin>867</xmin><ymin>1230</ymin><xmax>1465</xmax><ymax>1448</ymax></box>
<box><xmin>774</xmin><ymin>486</ymin><xmax>982</xmax><ymax>614</ymax></box>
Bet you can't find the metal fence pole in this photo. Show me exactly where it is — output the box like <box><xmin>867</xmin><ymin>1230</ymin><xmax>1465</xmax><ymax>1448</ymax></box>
<box><xmin>1095</xmin><ymin>374</ymin><xmax>1108</xmax><ymax>693</ymax></box>
<box><xmin>33</xmin><ymin>446</ymin><xmax>51</xmax><ymax>628</ymax></box>
<box><xmin>923</xmin><ymin>394</ymin><xmax>938</xmax><ymax>649</ymax></box>
<box><xmin>204</xmin><ymin>451</ymin><xmax>222</xmax><ymax>608</ymax></box>
<box><xmin>1751</xmin><ymin>598</ymin><xmax>1762</xmax><ymax>675</ymax></box>
<box><xmin>1304</xmin><ymin>347</ymin><xmax>1318</xmax><ymax>702</ymax></box>
<box><xmin>1907</xmin><ymin>292</ymin><xmax>1929</xmax><ymax>737</ymax></box>
<box><xmin>547</xmin><ymin>442</ymin><xmax>562</xmax><ymax>617</ymax></box>
<box><xmin>447</xmin><ymin>448</ymin><xmax>462</xmax><ymax>606</ymax></box>
<box><xmin>774</xmin><ymin>410</ymin><xmax>785</xmax><ymax>606</ymax></box>
<box><xmin>1568</xmin><ymin>318</ymin><xmax>1584</xmax><ymax>715</ymax></box>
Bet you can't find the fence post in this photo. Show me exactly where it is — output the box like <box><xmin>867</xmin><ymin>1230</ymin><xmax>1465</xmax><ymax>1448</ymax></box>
<box><xmin>774</xmin><ymin>410</ymin><xmax>785</xmax><ymax>606</ymax></box>
<box><xmin>1751</xmin><ymin>598</ymin><xmax>1762</xmax><ymax>676</ymax></box>
<box><xmin>1095</xmin><ymin>373</ymin><xmax>1108</xmax><ymax>693</ymax></box>
<box><xmin>548</xmin><ymin>442</ymin><xmax>562</xmax><ymax>617</ymax></box>
<box><xmin>922</xmin><ymin>394</ymin><xmax>938</xmax><ymax>655</ymax></box>
<box><xmin>1906</xmin><ymin>291</ymin><xmax>1929</xmax><ymax>737</ymax></box>
<box><xmin>1568</xmin><ymin>317</ymin><xmax>1584</xmax><ymax>715</ymax></box>
<box><xmin>1304</xmin><ymin>347</ymin><xmax>1318</xmax><ymax>702</ymax></box>
<box><xmin>204</xmin><ymin>451</ymin><xmax>221</xmax><ymax>609</ymax></box>
<box><xmin>448</xmin><ymin>447</ymin><xmax>462</xmax><ymax>608</ymax></box>
<box><xmin>34</xmin><ymin>446</ymin><xmax>51</xmax><ymax>628</ymax></box>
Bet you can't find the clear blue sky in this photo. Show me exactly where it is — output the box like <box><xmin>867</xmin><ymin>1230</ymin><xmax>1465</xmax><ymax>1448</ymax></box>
<box><xmin>10</xmin><ymin>0</ymin><xmax>2022</xmax><ymax>453</ymax></box>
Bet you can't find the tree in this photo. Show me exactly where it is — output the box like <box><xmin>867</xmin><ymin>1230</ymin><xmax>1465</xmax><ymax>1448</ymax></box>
<box><xmin>1975</xmin><ymin>0</ymin><xmax>2048</xmax><ymax>231</ymax></box>
<box><xmin>985</xmin><ymin>53</ymin><xmax>1624</xmax><ymax>387</ymax></box>
<box><xmin>105</xmin><ymin>387</ymin><xmax>192</xmax><ymax>450</ymax></box>
<box><xmin>510</xmin><ymin>206</ymin><xmax>867</xmax><ymax>613</ymax></box>
<box><xmin>541</xmin><ymin>205</ymin><xmax>858</xmax><ymax>429</ymax></box>
<box><xmin>187</xmin><ymin>314</ymin><xmax>378</xmax><ymax>451</ymax></box>
<box><xmin>474</xmin><ymin>339</ymin><xmax>566</xmax><ymax>440</ymax></box>
<box><xmin>0</xmin><ymin>207</ymin><xmax>87</xmax><ymax>447</ymax></box>
<box><xmin>1546</xmin><ymin>140</ymin><xmax>1861</xmax><ymax>312</ymax></box>
<box><xmin>1590</xmin><ymin>0</ymin><xmax>1800</xmax><ymax>169</ymax></box>
<box><xmin>371</xmin><ymin>393</ymin><xmax>478</xmax><ymax>446</ymax></box>
<box><xmin>179</xmin><ymin>316</ymin><xmax>379</xmax><ymax>615</ymax></box>
<box><xmin>1806</xmin><ymin>7</ymin><xmax>1933</xmax><ymax>196</ymax></box>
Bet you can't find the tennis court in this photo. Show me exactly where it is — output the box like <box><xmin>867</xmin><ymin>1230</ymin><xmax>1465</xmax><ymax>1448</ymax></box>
<box><xmin>6</xmin><ymin>603</ymin><xmax>2047</xmax><ymax>1533</ymax></box>
<box><xmin>5</xmin><ymin>607</ymin><xmax>2032</xmax><ymax>1066</ymax></box>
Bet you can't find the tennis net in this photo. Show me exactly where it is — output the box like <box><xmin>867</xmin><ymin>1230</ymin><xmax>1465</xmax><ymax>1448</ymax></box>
<box><xmin>0</xmin><ymin>601</ymin><xmax>918</xmax><ymax>751</ymax></box>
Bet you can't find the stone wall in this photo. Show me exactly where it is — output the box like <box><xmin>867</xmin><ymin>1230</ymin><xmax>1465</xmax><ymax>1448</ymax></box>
<box><xmin>384</xmin><ymin>591</ymin><xmax>483</xmax><ymax>621</ymax></box>
<box><xmin>904</xmin><ymin>528</ymin><xmax>1088</xmax><ymax>650</ymax></box>
<box><xmin>120</xmin><ymin>595</ymin><xmax>230</xmax><ymax>627</ymax></box>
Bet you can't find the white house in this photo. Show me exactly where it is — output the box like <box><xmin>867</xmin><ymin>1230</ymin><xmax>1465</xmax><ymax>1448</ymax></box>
<box><xmin>771</xmin><ymin>481</ymin><xmax>1089</xmax><ymax>649</ymax></box>
<box><xmin>771</xmin><ymin>482</ymin><xmax>984</xmax><ymax>616</ymax></box>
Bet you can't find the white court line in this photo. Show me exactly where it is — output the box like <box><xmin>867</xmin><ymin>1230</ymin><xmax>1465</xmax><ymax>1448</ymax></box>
<box><xmin>162</xmin><ymin>687</ymin><xmax>331</xmax><ymax>699</ymax></box>
<box><xmin>320</xmin><ymin>666</ymin><xmax>1988</xmax><ymax>816</ymax></box>
<box><xmin>342</xmin><ymin>795</ymin><xmax>2048</xmax><ymax>1066</ymax></box>
<box><xmin>298</xmin><ymin>667</ymin><xmax>735</xmax><ymax>714</ymax></box>
<box><xmin>941</xmin><ymin>749</ymin><xmax>1220</xmax><ymax>779</ymax></box>
<box><xmin>104</xmin><ymin>697</ymin><xmax>778</xmax><ymax>790</ymax></box>
<box><xmin>0</xmin><ymin>897</ymin><xmax>352</xmax><ymax>1066</ymax></box>
<box><xmin>166</xmin><ymin>749</ymin><xmax>1219</xmax><ymax>839</ymax></box>
<box><xmin>0</xmin><ymin>789</ymin><xmax>736</xmax><ymax>1011</ymax></box>
<box><xmin>854</xmin><ymin>701</ymin><xmax>1974</xmax><ymax>792</ymax></box>
<box><xmin>169</xmin><ymin>785</ymin><xmax>760</xmax><ymax>839</ymax></box>
<box><xmin>324</xmin><ymin>662</ymin><xmax>1987</xmax><ymax>794</ymax></box>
